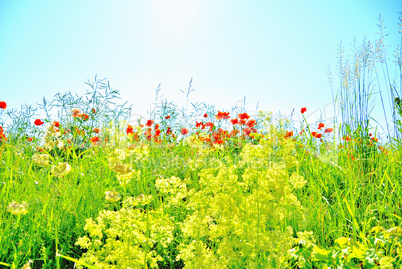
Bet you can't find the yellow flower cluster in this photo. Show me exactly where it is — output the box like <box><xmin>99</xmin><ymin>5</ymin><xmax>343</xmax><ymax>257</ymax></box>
<box><xmin>44</xmin><ymin>124</ymin><xmax>64</xmax><ymax>150</ymax></box>
<box><xmin>7</xmin><ymin>201</ymin><xmax>28</xmax><ymax>215</ymax></box>
<box><xmin>123</xmin><ymin>194</ymin><xmax>153</xmax><ymax>209</ymax></box>
<box><xmin>76</xmin><ymin>126</ymin><xmax>308</xmax><ymax>268</ymax></box>
<box><xmin>155</xmin><ymin>176</ymin><xmax>188</xmax><ymax>205</ymax></box>
<box><xmin>105</xmin><ymin>191</ymin><xmax>121</xmax><ymax>203</ymax></box>
<box><xmin>108</xmin><ymin>157</ymin><xmax>141</xmax><ymax>185</ymax></box>
<box><xmin>32</xmin><ymin>153</ymin><xmax>50</xmax><ymax>166</ymax></box>
<box><xmin>76</xmin><ymin>202</ymin><xmax>174</xmax><ymax>268</ymax></box>
<box><xmin>51</xmin><ymin>162</ymin><xmax>71</xmax><ymax>178</ymax></box>
<box><xmin>175</xmin><ymin>135</ymin><xmax>307</xmax><ymax>268</ymax></box>
<box><xmin>108</xmin><ymin>157</ymin><xmax>131</xmax><ymax>174</ymax></box>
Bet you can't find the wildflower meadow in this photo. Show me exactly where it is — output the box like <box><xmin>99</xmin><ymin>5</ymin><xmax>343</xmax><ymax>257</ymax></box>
<box><xmin>1</xmin><ymin>16</ymin><xmax>402</xmax><ymax>269</ymax></box>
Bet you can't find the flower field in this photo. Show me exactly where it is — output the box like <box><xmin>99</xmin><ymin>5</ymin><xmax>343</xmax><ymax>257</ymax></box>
<box><xmin>0</xmin><ymin>86</ymin><xmax>401</xmax><ymax>269</ymax></box>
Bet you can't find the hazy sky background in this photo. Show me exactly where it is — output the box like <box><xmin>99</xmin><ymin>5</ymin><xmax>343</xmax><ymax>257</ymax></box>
<box><xmin>0</xmin><ymin>0</ymin><xmax>401</xmax><ymax>128</ymax></box>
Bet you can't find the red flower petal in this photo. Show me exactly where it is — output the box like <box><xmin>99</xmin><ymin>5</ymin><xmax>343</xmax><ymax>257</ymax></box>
<box><xmin>0</xmin><ymin>101</ymin><xmax>7</xmax><ymax>109</ymax></box>
<box><xmin>34</xmin><ymin>119</ymin><xmax>44</xmax><ymax>126</ymax></box>
<box><xmin>181</xmin><ymin>128</ymin><xmax>189</xmax><ymax>135</ymax></box>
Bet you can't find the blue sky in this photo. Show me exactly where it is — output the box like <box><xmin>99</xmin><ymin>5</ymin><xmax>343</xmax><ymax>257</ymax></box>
<box><xmin>0</xmin><ymin>0</ymin><xmax>401</xmax><ymax>128</ymax></box>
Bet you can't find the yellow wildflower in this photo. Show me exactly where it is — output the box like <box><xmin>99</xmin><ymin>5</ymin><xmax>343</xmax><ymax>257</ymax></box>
<box><xmin>32</xmin><ymin>153</ymin><xmax>50</xmax><ymax>166</ymax></box>
<box><xmin>7</xmin><ymin>201</ymin><xmax>28</xmax><ymax>215</ymax></box>
<box><xmin>51</xmin><ymin>162</ymin><xmax>71</xmax><ymax>178</ymax></box>
<box><xmin>108</xmin><ymin>157</ymin><xmax>132</xmax><ymax>174</ymax></box>
<box><xmin>105</xmin><ymin>191</ymin><xmax>122</xmax><ymax>203</ymax></box>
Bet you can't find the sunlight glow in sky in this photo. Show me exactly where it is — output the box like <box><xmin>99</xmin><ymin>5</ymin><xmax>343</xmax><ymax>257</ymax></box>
<box><xmin>0</xmin><ymin>0</ymin><xmax>401</xmax><ymax>130</ymax></box>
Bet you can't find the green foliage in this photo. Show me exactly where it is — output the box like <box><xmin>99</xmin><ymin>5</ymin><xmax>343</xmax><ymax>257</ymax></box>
<box><xmin>290</xmin><ymin>227</ymin><xmax>402</xmax><ymax>268</ymax></box>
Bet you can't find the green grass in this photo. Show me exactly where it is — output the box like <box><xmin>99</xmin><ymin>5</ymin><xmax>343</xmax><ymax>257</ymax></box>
<box><xmin>0</xmin><ymin>96</ymin><xmax>401</xmax><ymax>268</ymax></box>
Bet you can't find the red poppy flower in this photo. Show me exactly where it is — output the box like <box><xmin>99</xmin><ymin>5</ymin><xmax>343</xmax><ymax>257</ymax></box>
<box><xmin>246</xmin><ymin>119</ymin><xmax>256</xmax><ymax>128</ymax></box>
<box><xmin>72</xmin><ymin>109</ymin><xmax>81</xmax><ymax>117</ymax></box>
<box><xmin>342</xmin><ymin>135</ymin><xmax>352</xmax><ymax>142</ymax></box>
<box><xmin>324</xmin><ymin>128</ymin><xmax>333</xmax><ymax>133</ymax></box>
<box><xmin>53</xmin><ymin>121</ymin><xmax>60</xmax><ymax>127</ymax></box>
<box><xmin>80</xmin><ymin>113</ymin><xmax>89</xmax><ymax>121</ymax></box>
<box><xmin>205</xmin><ymin>122</ymin><xmax>214</xmax><ymax>131</ymax></box>
<box><xmin>215</xmin><ymin>111</ymin><xmax>230</xmax><ymax>120</ymax></box>
<box><xmin>132</xmin><ymin>133</ymin><xmax>139</xmax><ymax>141</ymax></box>
<box><xmin>230</xmin><ymin>129</ymin><xmax>240</xmax><ymax>137</ymax></box>
<box><xmin>93</xmin><ymin>127</ymin><xmax>100</xmax><ymax>133</ymax></box>
<box><xmin>215</xmin><ymin>138</ymin><xmax>224</xmax><ymax>145</ymax></box>
<box><xmin>203</xmin><ymin>113</ymin><xmax>208</xmax><ymax>118</ymax></box>
<box><xmin>91</xmin><ymin>108</ymin><xmax>96</xmax><ymax>114</ymax></box>
<box><xmin>243</xmin><ymin>128</ymin><xmax>252</xmax><ymax>136</ymax></box>
<box><xmin>34</xmin><ymin>119</ymin><xmax>44</xmax><ymax>126</ymax></box>
<box><xmin>238</xmin><ymin>113</ymin><xmax>250</xmax><ymax>120</ymax></box>
<box><xmin>155</xmin><ymin>124</ymin><xmax>160</xmax><ymax>130</ymax></box>
<box><xmin>212</xmin><ymin>131</ymin><xmax>220</xmax><ymax>139</ymax></box>
<box><xmin>239</xmin><ymin>119</ymin><xmax>247</xmax><ymax>125</ymax></box>
<box><xmin>0</xmin><ymin>131</ymin><xmax>7</xmax><ymax>142</ymax></box>
<box><xmin>318</xmin><ymin>123</ymin><xmax>324</xmax><ymax>130</ymax></box>
<box><xmin>145</xmin><ymin>120</ymin><xmax>154</xmax><ymax>127</ymax></box>
<box><xmin>230</xmin><ymin>118</ymin><xmax>239</xmax><ymax>125</ymax></box>
<box><xmin>165</xmin><ymin>115</ymin><xmax>171</xmax><ymax>119</ymax></box>
<box><xmin>196</xmin><ymin>121</ymin><xmax>203</xmax><ymax>128</ymax></box>
<box><xmin>181</xmin><ymin>128</ymin><xmax>189</xmax><ymax>135</ymax></box>
<box><xmin>144</xmin><ymin>129</ymin><xmax>152</xmax><ymax>140</ymax></box>
<box><xmin>166</xmin><ymin>127</ymin><xmax>172</xmax><ymax>135</ymax></box>
<box><xmin>0</xmin><ymin>101</ymin><xmax>7</xmax><ymax>109</ymax></box>
<box><xmin>311</xmin><ymin>131</ymin><xmax>322</xmax><ymax>138</ymax></box>
<box><xmin>27</xmin><ymin>137</ymin><xmax>33</xmax><ymax>142</ymax></box>
<box><xmin>371</xmin><ymin>137</ymin><xmax>378</xmax><ymax>142</ymax></box>
<box><xmin>301</xmin><ymin>107</ymin><xmax>307</xmax><ymax>114</ymax></box>
<box><xmin>284</xmin><ymin>131</ymin><xmax>293</xmax><ymax>138</ymax></box>
<box><xmin>126</xmin><ymin>125</ymin><xmax>134</xmax><ymax>135</ymax></box>
<box><xmin>90</xmin><ymin>136</ymin><xmax>100</xmax><ymax>144</ymax></box>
